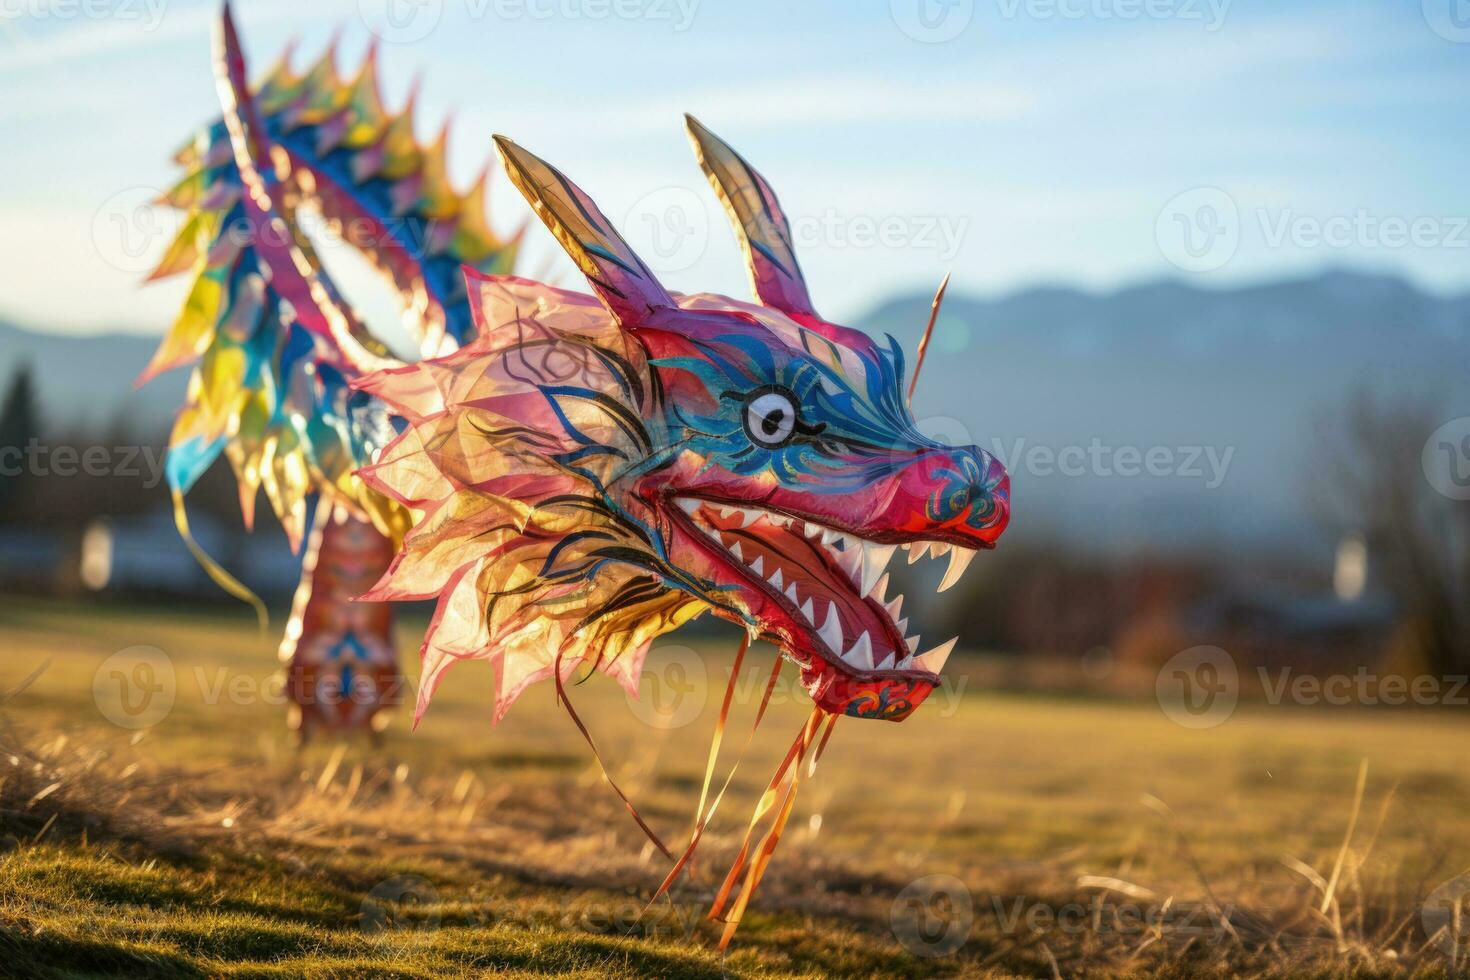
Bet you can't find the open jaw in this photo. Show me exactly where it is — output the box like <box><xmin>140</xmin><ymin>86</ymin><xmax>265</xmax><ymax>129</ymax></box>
<box><xmin>670</xmin><ymin>496</ymin><xmax>973</xmax><ymax>697</ymax></box>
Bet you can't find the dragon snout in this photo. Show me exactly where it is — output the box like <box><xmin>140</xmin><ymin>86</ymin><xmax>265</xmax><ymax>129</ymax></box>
<box><xmin>917</xmin><ymin>445</ymin><xmax>1009</xmax><ymax>546</ymax></box>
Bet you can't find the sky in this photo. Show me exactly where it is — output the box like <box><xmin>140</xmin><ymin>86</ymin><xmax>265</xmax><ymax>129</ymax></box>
<box><xmin>0</xmin><ymin>0</ymin><xmax>1467</xmax><ymax>336</ymax></box>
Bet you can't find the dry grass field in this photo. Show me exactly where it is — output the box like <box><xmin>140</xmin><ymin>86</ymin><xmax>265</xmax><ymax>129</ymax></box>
<box><xmin>0</xmin><ymin>596</ymin><xmax>1467</xmax><ymax>977</ymax></box>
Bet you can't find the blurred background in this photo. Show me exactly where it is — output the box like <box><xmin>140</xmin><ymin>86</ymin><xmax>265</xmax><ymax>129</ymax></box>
<box><xmin>3</xmin><ymin>0</ymin><xmax>1469</xmax><ymax>697</ymax></box>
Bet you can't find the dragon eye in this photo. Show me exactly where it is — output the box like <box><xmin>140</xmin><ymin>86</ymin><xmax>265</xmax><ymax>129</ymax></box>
<box><xmin>743</xmin><ymin>388</ymin><xmax>799</xmax><ymax>448</ymax></box>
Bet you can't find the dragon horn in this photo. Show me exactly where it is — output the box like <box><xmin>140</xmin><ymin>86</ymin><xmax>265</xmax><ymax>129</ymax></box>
<box><xmin>213</xmin><ymin>1</ymin><xmax>271</xmax><ymax>168</ymax></box>
<box><xmin>684</xmin><ymin>114</ymin><xmax>817</xmax><ymax>320</ymax></box>
<box><xmin>492</xmin><ymin>135</ymin><xmax>674</xmax><ymax>326</ymax></box>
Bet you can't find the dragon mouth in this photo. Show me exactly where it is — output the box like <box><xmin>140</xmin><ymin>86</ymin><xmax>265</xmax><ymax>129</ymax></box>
<box><xmin>670</xmin><ymin>496</ymin><xmax>969</xmax><ymax>680</ymax></box>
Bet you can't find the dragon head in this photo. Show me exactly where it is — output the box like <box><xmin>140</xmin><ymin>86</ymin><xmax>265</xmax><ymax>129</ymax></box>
<box><xmin>356</xmin><ymin>117</ymin><xmax>1009</xmax><ymax>724</ymax></box>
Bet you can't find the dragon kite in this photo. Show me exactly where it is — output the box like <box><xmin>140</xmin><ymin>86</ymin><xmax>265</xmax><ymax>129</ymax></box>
<box><xmin>143</xmin><ymin>3</ymin><xmax>1010</xmax><ymax>943</ymax></box>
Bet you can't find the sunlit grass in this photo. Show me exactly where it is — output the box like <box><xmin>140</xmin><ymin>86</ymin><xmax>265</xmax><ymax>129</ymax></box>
<box><xmin>0</xmin><ymin>598</ymin><xmax>1467</xmax><ymax>977</ymax></box>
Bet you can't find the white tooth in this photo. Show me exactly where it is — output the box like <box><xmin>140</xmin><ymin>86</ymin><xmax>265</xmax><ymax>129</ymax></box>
<box><xmin>938</xmin><ymin>548</ymin><xmax>976</xmax><ymax>593</ymax></box>
<box><xmin>820</xmin><ymin>528</ymin><xmax>842</xmax><ymax>546</ymax></box>
<box><xmin>869</xmin><ymin>572</ymin><xmax>890</xmax><ymax>604</ymax></box>
<box><xmin>916</xmin><ymin>636</ymin><xmax>957</xmax><ymax>674</ymax></box>
<box><xmin>728</xmin><ymin>541</ymin><xmax>744</xmax><ymax>562</ymax></box>
<box><xmin>896</xmin><ymin>616</ymin><xmax>909</xmax><ymax>636</ymax></box>
<box><xmin>905</xmin><ymin>634</ymin><xmax>921</xmax><ymax>654</ymax></box>
<box><xmin>769</xmin><ymin>513</ymin><xmax>789</xmax><ymax>528</ymax></box>
<box><xmin>885</xmin><ymin>593</ymin><xmax>904</xmax><ymax>623</ymax></box>
<box><xmin>784</xmin><ymin>581</ymin><xmax>799</xmax><ymax>605</ymax></box>
<box><xmin>875</xmin><ymin>645</ymin><xmax>897</xmax><ymax>671</ymax></box>
<box><xmin>859</xmin><ymin>544</ymin><xmax>897</xmax><ymax>597</ymax></box>
<box><xmin>843</xmin><ymin>631</ymin><xmax>875</xmax><ymax>672</ymax></box>
<box><xmin>835</xmin><ymin>538</ymin><xmax>863</xmax><ymax>583</ymax></box>
<box><xmin>893</xmin><ymin>654</ymin><xmax>914</xmax><ymax>671</ymax></box>
<box><xmin>800</xmin><ymin>597</ymin><xmax>815</xmax><ymax>623</ymax></box>
<box><xmin>769</xmin><ymin>567</ymin><xmax>784</xmax><ymax>590</ymax></box>
<box><xmin>677</xmin><ymin>498</ymin><xmax>699</xmax><ymax>514</ymax></box>
<box><xmin>931</xmin><ymin>541</ymin><xmax>952</xmax><ymax>559</ymax></box>
<box><xmin>818</xmin><ymin>602</ymin><xmax>843</xmax><ymax>652</ymax></box>
<box><xmin>907</xmin><ymin>541</ymin><xmax>931</xmax><ymax>564</ymax></box>
<box><xmin>719</xmin><ymin>505</ymin><xmax>737</xmax><ymax>520</ymax></box>
<box><xmin>738</xmin><ymin>508</ymin><xmax>761</xmax><ymax>528</ymax></box>
<box><xmin>804</xmin><ymin>523</ymin><xmax>822</xmax><ymax>540</ymax></box>
<box><xmin>749</xmin><ymin>556</ymin><xmax>764</xmax><ymax>576</ymax></box>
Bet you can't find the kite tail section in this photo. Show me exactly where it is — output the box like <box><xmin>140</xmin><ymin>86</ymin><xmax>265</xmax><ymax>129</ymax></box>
<box><xmin>280</xmin><ymin>498</ymin><xmax>400</xmax><ymax>739</ymax></box>
<box><xmin>142</xmin><ymin>3</ymin><xmax>521</xmax><ymax>567</ymax></box>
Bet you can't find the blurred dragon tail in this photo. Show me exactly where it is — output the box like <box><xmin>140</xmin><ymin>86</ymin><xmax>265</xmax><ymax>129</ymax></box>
<box><xmin>141</xmin><ymin>3</ymin><xmax>520</xmax><ymax>731</ymax></box>
<box><xmin>141</xmin><ymin>2</ymin><xmax>520</xmax><ymax>554</ymax></box>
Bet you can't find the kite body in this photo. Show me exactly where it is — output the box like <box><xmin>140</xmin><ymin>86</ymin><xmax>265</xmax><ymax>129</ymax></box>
<box><xmin>144</xmin><ymin>3</ymin><xmax>1010</xmax><ymax>943</ymax></box>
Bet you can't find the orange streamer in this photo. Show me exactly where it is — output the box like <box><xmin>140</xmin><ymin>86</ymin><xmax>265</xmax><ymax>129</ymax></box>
<box><xmin>644</xmin><ymin>637</ymin><xmax>784</xmax><ymax>915</ymax></box>
<box><xmin>709</xmin><ymin>705</ymin><xmax>834</xmax><ymax>948</ymax></box>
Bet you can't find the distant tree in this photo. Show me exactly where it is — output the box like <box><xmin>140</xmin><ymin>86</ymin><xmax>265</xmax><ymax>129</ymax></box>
<box><xmin>0</xmin><ymin>364</ymin><xmax>40</xmax><ymax>519</ymax></box>
<box><xmin>1313</xmin><ymin>392</ymin><xmax>1470</xmax><ymax>679</ymax></box>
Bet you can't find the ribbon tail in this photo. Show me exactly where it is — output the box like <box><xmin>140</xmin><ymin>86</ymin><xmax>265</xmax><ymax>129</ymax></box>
<box><xmin>173</xmin><ymin>487</ymin><xmax>268</xmax><ymax>632</ymax></box>
<box><xmin>555</xmin><ymin>642</ymin><xmax>673</xmax><ymax>861</ymax></box>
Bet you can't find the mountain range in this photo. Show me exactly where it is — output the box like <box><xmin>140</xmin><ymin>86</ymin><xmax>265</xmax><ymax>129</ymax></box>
<box><xmin>4</xmin><ymin>268</ymin><xmax>1466</xmax><ymax>561</ymax></box>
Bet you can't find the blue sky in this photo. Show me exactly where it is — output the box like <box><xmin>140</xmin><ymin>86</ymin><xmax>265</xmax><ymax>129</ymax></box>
<box><xmin>1</xmin><ymin>0</ymin><xmax>1467</xmax><ymax>335</ymax></box>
